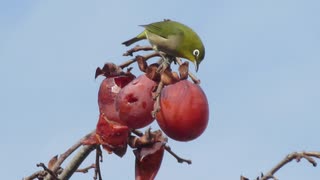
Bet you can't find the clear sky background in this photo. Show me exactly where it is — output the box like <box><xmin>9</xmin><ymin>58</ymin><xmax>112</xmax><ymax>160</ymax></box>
<box><xmin>1</xmin><ymin>0</ymin><xmax>320</xmax><ymax>179</ymax></box>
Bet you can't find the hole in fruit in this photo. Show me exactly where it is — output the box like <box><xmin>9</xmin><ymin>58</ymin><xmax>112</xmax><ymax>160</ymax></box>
<box><xmin>126</xmin><ymin>94</ymin><xmax>138</xmax><ymax>103</ymax></box>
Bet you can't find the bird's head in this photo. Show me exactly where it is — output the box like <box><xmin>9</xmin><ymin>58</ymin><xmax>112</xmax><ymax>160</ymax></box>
<box><xmin>182</xmin><ymin>40</ymin><xmax>205</xmax><ymax>72</ymax></box>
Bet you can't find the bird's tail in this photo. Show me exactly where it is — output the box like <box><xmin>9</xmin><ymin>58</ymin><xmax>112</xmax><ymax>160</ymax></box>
<box><xmin>122</xmin><ymin>37</ymin><xmax>141</xmax><ymax>46</ymax></box>
<box><xmin>122</xmin><ymin>31</ymin><xmax>146</xmax><ymax>46</ymax></box>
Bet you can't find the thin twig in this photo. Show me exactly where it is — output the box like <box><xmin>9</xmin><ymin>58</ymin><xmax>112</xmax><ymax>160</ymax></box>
<box><xmin>94</xmin><ymin>146</ymin><xmax>103</xmax><ymax>180</ymax></box>
<box><xmin>253</xmin><ymin>151</ymin><xmax>320</xmax><ymax>180</ymax></box>
<box><xmin>75</xmin><ymin>164</ymin><xmax>96</xmax><ymax>173</ymax></box>
<box><xmin>304</xmin><ymin>151</ymin><xmax>320</xmax><ymax>164</ymax></box>
<box><xmin>119</xmin><ymin>52</ymin><xmax>160</xmax><ymax>69</ymax></box>
<box><xmin>123</xmin><ymin>45</ymin><xmax>153</xmax><ymax>56</ymax></box>
<box><xmin>164</xmin><ymin>146</ymin><xmax>192</xmax><ymax>164</ymax></box>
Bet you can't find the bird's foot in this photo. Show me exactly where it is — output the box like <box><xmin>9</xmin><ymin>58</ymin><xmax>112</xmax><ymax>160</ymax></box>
<box><xmin>156</xmin><ymin>53</ymin><xmax>174</xmax><ymax>73</ymax></box>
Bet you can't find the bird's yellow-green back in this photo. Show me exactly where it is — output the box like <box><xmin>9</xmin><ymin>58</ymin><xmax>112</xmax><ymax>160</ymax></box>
<box><xmin>122</xmin><ymin>20</ymin><xmax>205</xmax><ymax>71</ymax></box>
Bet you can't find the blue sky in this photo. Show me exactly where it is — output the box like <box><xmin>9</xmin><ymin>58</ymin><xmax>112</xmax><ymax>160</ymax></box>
<box><xmin>1</xmin><ymin>0</ymin><xmax>320</xmax><ymax>179</ymax></box>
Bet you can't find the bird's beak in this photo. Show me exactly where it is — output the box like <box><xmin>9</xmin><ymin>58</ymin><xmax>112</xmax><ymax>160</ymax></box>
<box><xmin>194</xmin><ymin>61</ymin><xmax>199</xmax><ymax>72</ymax></box>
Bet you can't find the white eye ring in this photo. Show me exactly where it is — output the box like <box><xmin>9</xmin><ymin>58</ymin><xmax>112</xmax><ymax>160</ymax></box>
<box><xmin>193</xmin><ymin>49</ymin><xmax>200</xmax><ymax>57</ymax></box>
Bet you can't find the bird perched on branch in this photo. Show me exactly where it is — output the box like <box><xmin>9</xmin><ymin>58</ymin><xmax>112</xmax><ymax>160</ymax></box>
<box><xmin>122</xmin><ymin>20</ymin><xmax>205</xmax><ymax>72</ymax></box>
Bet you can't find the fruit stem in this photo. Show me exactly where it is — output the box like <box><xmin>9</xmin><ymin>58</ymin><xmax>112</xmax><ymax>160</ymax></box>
<box><xmin>152</xmin><ymin>81</ymin><xmax>164</xmax><ymax>118</ymax></box>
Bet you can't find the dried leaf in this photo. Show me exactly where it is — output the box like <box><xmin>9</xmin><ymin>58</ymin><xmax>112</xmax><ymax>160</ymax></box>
<box><xmin>172</xmin><ymin>72</ymin><xmax>179</xmax><ymax>81</ymax></box>
<box><xmin>129</xmin><ymin>129</ymin><xmax>167</xmax><ymax>149</ymax></box>
<box><xmin>240</xmin><ymin>176</ymin><xmax>250</xmax><ymax>180</ymax></box>
<box><xmin>95</xmin><ymin>67</ymin><xmax>104</xmax><ymax>79</ymax></box>
<box><xmin>161</xmin><ymin>69</ymin><xmax>178</xmax><ymax>85</ymax></box>
<box><xmin>135</xmin><ymin>142</ymin><xmax>165</xmax><ymax>180</ymax></box>
<box><xmin>178</xmin><ymin>61</ymin><xmax>189</xmax><ymax>80</ymax></box>
<box><xmin>136</xmin><ymin>142</ymin><xmax>163</xmax><ymax>161</ymax></box>
<box><xmin>48</xmin><ymin>155</ymin><xmax>58</xmax><ymax>170</ymax></box>
<box><xmin>95</xmin><ymin>63</ymin><xmax>124</xmax><ymax>78</ymax></box>
<box><xmin>145</xmin><ymin>63</ymin><xmax>160</xmax><ymax>82</ymax></box>
<box><xmin>136</xmin><ymin>55</ymin><xmax>148</xmax><ymax>72</ymax></box>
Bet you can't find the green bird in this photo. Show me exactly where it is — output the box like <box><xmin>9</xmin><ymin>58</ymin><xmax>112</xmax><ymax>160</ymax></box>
<box><xmin>122</xmin><ymin>20</ymin><xmax>205</xmax><ymax>72</ymax></box>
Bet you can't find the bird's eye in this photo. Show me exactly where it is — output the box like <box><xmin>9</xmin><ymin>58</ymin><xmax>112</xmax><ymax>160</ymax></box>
<box><xmin>193</xmin><ymin>49</ymin><xmax>200</xmax><ymax>57</ymax></box>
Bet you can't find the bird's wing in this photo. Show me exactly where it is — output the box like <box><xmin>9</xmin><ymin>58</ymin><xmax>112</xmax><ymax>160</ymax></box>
<box><xmin>141</xmin><ymin>21</ymin><xmax>183</xmax><ymax>39</ymax></box>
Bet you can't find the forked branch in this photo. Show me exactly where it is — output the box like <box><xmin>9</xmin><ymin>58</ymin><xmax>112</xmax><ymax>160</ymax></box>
<box><xmin>241</xmin><ymin>151</ymin><xmax>320</xmax><ymax>180</ymax></box>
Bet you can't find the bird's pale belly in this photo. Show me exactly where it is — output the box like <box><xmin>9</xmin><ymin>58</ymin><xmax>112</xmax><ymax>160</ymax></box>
<box><xmin>146</xmin><ymin>32</ymin><xmax>181</xmax><ymax>57</ymax></box>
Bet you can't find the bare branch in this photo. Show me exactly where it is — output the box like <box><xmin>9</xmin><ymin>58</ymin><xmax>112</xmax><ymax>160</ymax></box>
<box><xmin>242</xmin><ymin>151</ymin><xmax>320</xmax><ymax>180</ymax></box>
<box><xmin>58</xmin><ymin>145</ymin><xmax>96</xmax><ymax>180</ymax></box>
<box><xmin>123</xmin><ymin>45</ymin><xmax>153</xmax><ymax>56</ymax></box>
<box><xmin>43</xmin><ymin>131</ymin><xmax>95</xmax><ymax>180</ymax></box>
<box><xmin>119</xmin><ymin>52</ymin><xmax>160</xmax><ymax>69</ymax></box>
<box><xmin>261</xmin><ymin>151</ymin><xmax>320</xmax><ymax>180</ymax></box>
<box><xmin>23</xmin><ymin>170</ymin><xmax>46</xmax><ymax>180</ymax></box>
